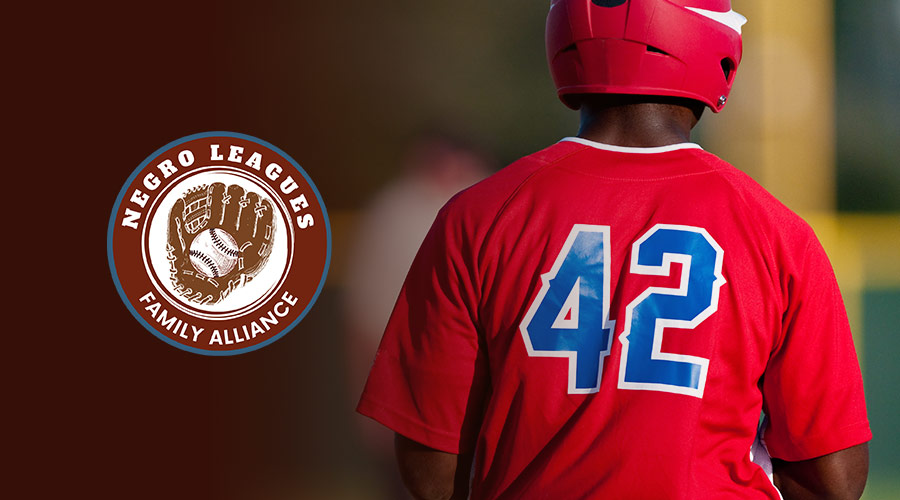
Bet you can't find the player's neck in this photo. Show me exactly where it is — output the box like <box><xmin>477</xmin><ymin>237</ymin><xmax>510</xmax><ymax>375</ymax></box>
<box><xmin>576</xmin><ymin>96</ymin><xmax>702</xmax><ymax>148</ymax></box>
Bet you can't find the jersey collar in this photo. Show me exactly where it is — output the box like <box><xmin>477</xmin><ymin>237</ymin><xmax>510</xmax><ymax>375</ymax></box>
<box><xmin>561</xmin><ymin>137</ymin><xmax>703</xmax><ymax>154</ymax></box>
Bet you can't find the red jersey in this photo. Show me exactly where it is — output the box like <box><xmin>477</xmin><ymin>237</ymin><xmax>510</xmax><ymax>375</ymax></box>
<box><xmin>357</xmin><ymin>138</ymin><xmax>871</xmax><ymax>499</ymax></box>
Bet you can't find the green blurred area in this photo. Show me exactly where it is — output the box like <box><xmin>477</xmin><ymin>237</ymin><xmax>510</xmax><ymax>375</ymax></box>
<box><xmin>835</xmin><ymin>0</ymin><xmax>900</xmax><ymax>212</ymax></box>
<box><xmin>824</xmin><ymin>2</ymin><xmax>899</xmax><ymax>495</ymax></box>
<box><xmin>862</xmin><ymin>289</ymin><xmax>900</xmax><ymax>499</ymax></box>
<box><xmin>864</xmin><ymin>475</ymin><xmax>900</xmax><ymax>500</ymax></box>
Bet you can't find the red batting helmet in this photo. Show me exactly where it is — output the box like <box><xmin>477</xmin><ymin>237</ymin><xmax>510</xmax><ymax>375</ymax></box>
<box><xmin>546</xmin><ymin>0</ymin><xmax>746</xmax><ymax>111</ymax></box>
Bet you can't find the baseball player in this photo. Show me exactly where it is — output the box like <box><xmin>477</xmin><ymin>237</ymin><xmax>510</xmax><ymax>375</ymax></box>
<box><xmin>357</xmin><ymin>1</ymin><xmax>872</xmax><ymax>498</ymax></box>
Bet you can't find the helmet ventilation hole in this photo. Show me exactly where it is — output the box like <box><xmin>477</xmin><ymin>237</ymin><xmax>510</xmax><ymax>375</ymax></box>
<box><xmin>646</xmin><ymin>45</ymin><xmax>668</xmax><ymax>55</ymax></box>
<box><xmin>721</xmin><ymin>58</ymin><xmax>735</xmax><ymax>81</ymax></box>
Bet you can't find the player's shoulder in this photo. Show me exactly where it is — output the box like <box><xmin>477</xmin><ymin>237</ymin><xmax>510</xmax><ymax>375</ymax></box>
<box><xmin>693</xmin><ymin>149</ymin><xmax>818</xmax><ymax>247</ymax></box>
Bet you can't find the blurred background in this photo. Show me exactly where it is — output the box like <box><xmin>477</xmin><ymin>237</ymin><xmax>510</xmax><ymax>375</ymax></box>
<box><xmin>15</xmin><ymin>0</ymin><xmax>897</xmax><ymax>498</ymax></box>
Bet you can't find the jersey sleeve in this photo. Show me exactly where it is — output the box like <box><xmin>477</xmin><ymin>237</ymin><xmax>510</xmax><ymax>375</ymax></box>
<box><xmin>356</xmin><ymin>203</ymin><xmax>488</xmax><ymax>455</ymax></box>
<box><xmin>762</xmin><ymin>235</ymin><xmax>872</xmax><ymax>461</ymax></box>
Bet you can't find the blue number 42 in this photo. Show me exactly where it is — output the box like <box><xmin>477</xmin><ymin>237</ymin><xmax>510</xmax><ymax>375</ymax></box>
<box><xmin>519</xmin><ymin>224</ymin><xmax>726</xmax><ymax>397</ymax></box>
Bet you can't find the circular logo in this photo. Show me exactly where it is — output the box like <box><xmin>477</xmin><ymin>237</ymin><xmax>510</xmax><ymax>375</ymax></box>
<box><xmin>108</xmin><ymin>132</ymin><xmax>331</xmax><ymax>355</ymax></box>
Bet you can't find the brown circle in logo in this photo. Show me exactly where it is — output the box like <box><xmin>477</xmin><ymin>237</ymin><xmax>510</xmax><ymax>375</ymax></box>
<box><xmin>108</xmin><ymin>132</ymin><xmax>331</xmax><ymax>355</ymax></box>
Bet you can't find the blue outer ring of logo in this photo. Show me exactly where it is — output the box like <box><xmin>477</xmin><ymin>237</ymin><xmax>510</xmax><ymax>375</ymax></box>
<box><xmin>107</xmin><ymin>131</ymin><xmax>332</xmax><ymax>356</ymax></box>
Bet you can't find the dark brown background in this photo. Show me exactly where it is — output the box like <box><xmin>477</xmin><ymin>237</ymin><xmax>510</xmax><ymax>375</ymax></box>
<box><xmin>13</xmin><ymin>2</ymin><xmax>437</xmax><ymax>498</ymax></box>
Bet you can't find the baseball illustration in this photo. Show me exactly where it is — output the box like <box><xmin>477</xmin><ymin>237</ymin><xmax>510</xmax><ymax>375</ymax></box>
<box><xmin>189</xmin><ymin>228</ymin><xmax>240</xmax><ymax>278</ymax></box>
<box><xmin>166</xmin><ymin>181</ymin><xmax>277</xmax><ymax>305</ymax></box>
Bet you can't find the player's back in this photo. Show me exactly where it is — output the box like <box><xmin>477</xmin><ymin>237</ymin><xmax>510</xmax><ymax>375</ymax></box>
<box><xmin>359</xmin><ymin>137</ymin><xmax>868</xmax><ymax>499</ymax></box>
<box><xmin>455</xmin><ymin>138</ymin><xmax>809</xmax><ymax>499</ymax></box>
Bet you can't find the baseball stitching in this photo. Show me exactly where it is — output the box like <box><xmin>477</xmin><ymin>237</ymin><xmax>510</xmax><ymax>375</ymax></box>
<box><xmin>190</xmin><ymin>249</ymin><xmax>220</xmax><ymax>278</ymax></box>
<box><xmin>210</xmin><ymin>228</ymin><xmax>240</xmax><ymax>257</ymax></box>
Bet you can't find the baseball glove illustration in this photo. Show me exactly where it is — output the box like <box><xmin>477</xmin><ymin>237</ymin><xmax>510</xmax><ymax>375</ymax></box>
<box><xmin>166</xmin><ymin>182</ymin><xmax>276</xmax><ymax>305</ymax></box>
